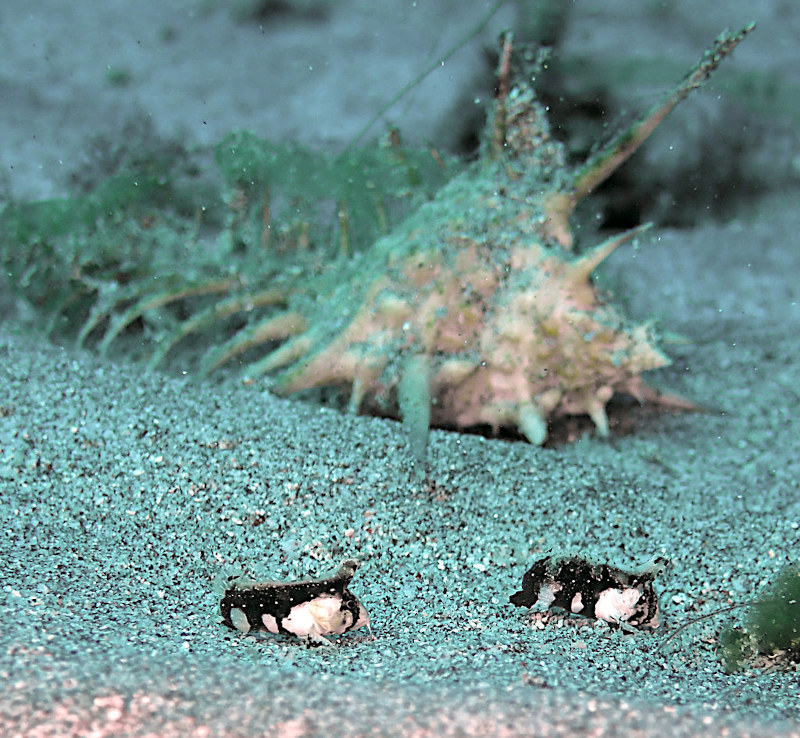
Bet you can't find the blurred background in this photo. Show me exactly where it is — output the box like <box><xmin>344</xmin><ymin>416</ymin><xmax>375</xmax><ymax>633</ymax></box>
<box><xmin>1</xmin><ymin>0</ymin><xmax>797</xmax><ymax>223</ymax></box>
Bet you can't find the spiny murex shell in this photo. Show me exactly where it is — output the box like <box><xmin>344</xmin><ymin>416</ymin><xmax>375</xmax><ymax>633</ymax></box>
<box><xmin>257</xmin><ymin>27</ymin><xmax>752</xmax><ymax>451</ymax></box>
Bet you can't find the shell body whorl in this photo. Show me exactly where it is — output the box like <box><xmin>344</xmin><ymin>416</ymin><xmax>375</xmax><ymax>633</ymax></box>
<box><xmin>261</xmin><ymin>22</ymin><xmax>756</xmax><ymax>446</ymax></box>
<box><xmin>267</xmin><ymin>85</ymin><xmax>669</xmax><ymax>445</ymax></box>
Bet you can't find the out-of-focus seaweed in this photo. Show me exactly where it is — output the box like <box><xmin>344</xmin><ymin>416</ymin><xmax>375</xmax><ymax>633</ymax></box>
<box><xmin>719</xmin><ymin>563</ymin><xmax>800</xmax><ymax>673</ymax></box>
<box><xmin>0</xmin><ymin>171</ymin><xmax>175</xmax><ymax>323</ymax></box>
<box><xmin>215</xmin><ymin>131</ymin><xmax>452</xmax><ymax>255</ymax></box>
<box><xmin>1</xmin><ymin>172</ymin><xmax>167</xmax><ymax>245</ymax></box>
<box><xmin>0</xmin><ymin>130</ymin><xmax>455</xmax><ymax>364</ymax></box>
